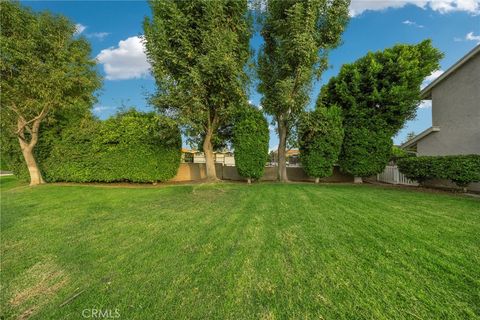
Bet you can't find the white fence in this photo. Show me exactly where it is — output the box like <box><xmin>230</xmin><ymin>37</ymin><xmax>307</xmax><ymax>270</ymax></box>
<box><xmin>377</xmin><ymin>165</ymin><xmax>418</xmax><ymax>186</ymax></box>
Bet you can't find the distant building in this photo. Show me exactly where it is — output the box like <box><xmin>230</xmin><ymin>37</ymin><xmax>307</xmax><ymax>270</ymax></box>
<box><xmin>268</xmin><ymin>149</ymin><xmax>301</xmax><ymax>167</ymax></box>
<box><xmin>181</xmin><ymin>148</ymin><xmax>235</xmax><ymax>166</ymax></box>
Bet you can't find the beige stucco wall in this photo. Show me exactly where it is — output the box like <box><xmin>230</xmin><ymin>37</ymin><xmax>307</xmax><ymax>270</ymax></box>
<box><xmin>417</xmin><ymin>53</ymin><xmax>480</xmax><ymax>155</ymax></box>
<box><xmin>171</xmin><ymin>163</ymin><xmax>353</xmax><ymax>183</ymax></box>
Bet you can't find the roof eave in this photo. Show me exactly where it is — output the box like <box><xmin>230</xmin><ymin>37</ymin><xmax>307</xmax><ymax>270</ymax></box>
<box><xmin>400</xmin><ymin>126</ymin><xmax>440</xmax><ymax>149</ymax></box>
<box><xmin>420</xmin><ymin>44</ymin><xmax>480</xmax><ymax>100</ymax></box>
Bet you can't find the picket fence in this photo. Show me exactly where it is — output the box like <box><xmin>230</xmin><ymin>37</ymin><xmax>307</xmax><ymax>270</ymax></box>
<box><xmin>377</xmin><ymin>165</ymin><xmax>418</xmax><ymax>186</ymax></box>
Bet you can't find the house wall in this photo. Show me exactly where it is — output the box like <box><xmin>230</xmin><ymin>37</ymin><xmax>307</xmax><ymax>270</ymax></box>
<box><xmin>417</xmin><ymin>52</ymin><xmax>480</xmax><ymax>156</ymax></box>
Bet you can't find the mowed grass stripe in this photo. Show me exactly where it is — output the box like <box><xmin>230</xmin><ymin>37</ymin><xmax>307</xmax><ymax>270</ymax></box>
<box><xmin>1</xmin><ymin>177</ymin><xmax>479</xmax><ymax>319</ymax></box>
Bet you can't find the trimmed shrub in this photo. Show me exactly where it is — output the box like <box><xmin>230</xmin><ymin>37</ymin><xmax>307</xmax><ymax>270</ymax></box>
<box><xmin>319</xmin><ymin>41</ymin><xmax>442</xmax><ymax>181</ymax></box>
<box><xmin>339</xmin><ymin>127</ymin><xmax>392</xmax><ymax>178</ymax></box>
<box><xmin>397</xmin><ymin>156</ymin><xmax>441</xmax><ymax>184</ymax></box>
<box><xmin>391</xmin><ymin>146</ymin><xmax>408</xmax><ymax>161</ymax></box>
<box><xmin>397</xmin><ymin>155</ymin><xmax>480</xmax><ymax>188</ymax></box>
<box><xmin>43</xmin><ymin>110</ymin><xmax>181</xmax><ymax>183</ymax></box>
<box><xmin>298</xmin><ymin>106</ymin><xmax>344</xmax><ymax>181</ymax></box>
<box><xmin>233</xmin><ymin>106</ymin><xmax>269</xmax><ymax>183</ymax></box>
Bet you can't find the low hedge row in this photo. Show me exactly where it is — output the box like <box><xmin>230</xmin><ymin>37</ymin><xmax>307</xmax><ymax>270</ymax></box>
<box><xmin>397</xmin><ymin>154</ymin><xmax>480</xmax><ymax>188</ymax></box>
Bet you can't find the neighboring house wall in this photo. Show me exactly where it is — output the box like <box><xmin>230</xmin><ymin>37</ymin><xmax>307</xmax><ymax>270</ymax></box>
<box><xmin>417</xmin><ymin>53</ymin><xmax>480</xmax><ymax>155</ymax></box>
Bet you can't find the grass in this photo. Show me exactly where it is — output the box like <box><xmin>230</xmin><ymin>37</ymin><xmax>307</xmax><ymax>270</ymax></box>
<box><xmin>1</xmin><ymin>176</ymin><xmax>479</xmax><ymax>319</ymax></box>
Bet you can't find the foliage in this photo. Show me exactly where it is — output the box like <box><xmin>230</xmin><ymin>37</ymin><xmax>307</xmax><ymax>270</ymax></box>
<box><xmin>0</xmin><ymin>156</ymin><xmax>9</xmax><ymax>171</ymax></box>
<box><xmin>405</xmin><ymin>131</ymin><xmax>417</xmax><ymax>143</ymax></box>
<box><xmin>1</xmin><ymin>103</ymin><xmax>96</xmax><ymax>181</ymax></box>
<box><xmin>0</xmin><ymin>1</ymin><xmax>101</xmax><ymax>184</ymax></box>
<box><xmin>339</xmin><ymin>127</ymin><xmax>393</xmax><ymax>177</ymax></box>
<box><xmin>320</xmin><ymin>40</ymin><xmax>442</xmax><ymax>177</ymax></box>
<box><xmin>257</xmin><ymin>0</ymin><xmax>349</xmax><ymax>180</ymax></box>
<box><xmin>398</xmin><ymin>155</ymin><xmax>480</xmax><ymax>187</ymax></box>
<box><xmin>391</xmin><ymin>146</ymin><xmax>408</xmax><ymax>160</ymax></box>
<box><xmin>143</xmin><ymin>0</ymin><xmax>252</xmax><ymax>178</ymax></box>
<box><xmin>233</xmin><ymin>106</ymin><xmax>269</xmax><ymax>180</ymax></box>
<box><xmin>298</xmin><ymin>105</ymin><xmax>344</xmax><ymax>179</ymax></box>
<box><xmin>40</xmin><ymin>110</ymin><xmax>181</xmax><ymax>183</ymax></box>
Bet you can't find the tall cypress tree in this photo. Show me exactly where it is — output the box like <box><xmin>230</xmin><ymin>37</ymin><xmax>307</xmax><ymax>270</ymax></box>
<box><xmin>258</xmin><ymin>0</ymin><xmax>349</xmax><ymax>181</ymax></box>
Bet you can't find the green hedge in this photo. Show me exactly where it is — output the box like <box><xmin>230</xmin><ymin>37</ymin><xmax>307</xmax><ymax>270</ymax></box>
<box><xmin>298</xmin><ymin>106</ymin><xmax>344</xmax><ymax>180</ymax></box>
<box><xmin>233</xmin><ymin>106</ymin><xmax>269</xmax><ymax>181</ymax></box>
<box><xmin>41</xmin><ymin>110</ymin><xmax>181</xmax><ymax>183</ymax></box>
<box><xmin>397</xmin><ymin>155</ymin><xmax>480</xmax><ymax>188</ymax></box>
<box><xmin>339</xmin><ymin>127</ymin><xmax>393</xmax><ymax>177</ymax></box>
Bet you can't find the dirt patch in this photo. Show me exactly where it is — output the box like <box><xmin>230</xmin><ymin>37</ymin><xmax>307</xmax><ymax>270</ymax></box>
<box><xmin>8</xmin><ymin>259</ymin><xmax>68</xmax><ymax>320</ymax></box>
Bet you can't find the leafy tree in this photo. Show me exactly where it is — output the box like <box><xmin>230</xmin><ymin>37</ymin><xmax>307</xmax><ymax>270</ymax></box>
<box><xmin>257</xmin><ymin>0</ymin><xmax>349</xmax><ymax>182</ymax></box>
<box><xmin>320</xmin><ymin>40</ymin><xmax>442</xmax><ymax>182</ymax></box>
<box><xmin>144</xmin><ymin>0</ymin><xmax>252</xmax><ymax>180</ymax></box>
<box><xmin>298</xmin><ymin>105</ymin><xmax>343</xmax><ymax>183</ymax></box>
<box><xmin>0</xmin><ymin>2</ymin><xmax>101</xmax><ymax>185</ymax></box>
<box><xmin>405</xmin><ymin>131</ymin><xmax>417</xmax><ymax>143</ymax></box>
<box><xmin>233</xmin><ymin>105</ymin><xmax>269</xmax><ymax>183</ymax></box>
<box><xmin>1</xmin><ymin>102</ymin><xmax>95</xmax><ymax>181</ymax></box>
<box><xmin>391</xmin><ymin>145</ymin><xmax>407</xmax><ymax>160</ymax></box>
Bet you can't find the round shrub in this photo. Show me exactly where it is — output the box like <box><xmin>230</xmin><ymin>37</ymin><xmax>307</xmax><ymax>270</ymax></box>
<box><xmin>43</xmin><ymin>110</ymin><xmax>181</xmax><ymax>183</ymax></box>
<box><xmin>339</xmin><ymin>127</ymin><xmax>392</xmax><ymax>178</ymax></box>
<box><xmin>233</xmin><ymin>106</ymin><xmax>269</xmax><ymax>183</ymax></box>
<box><xmin>298</xmin><ymin>106</ymin><xmax>344</xmax><ymax>182</ymax></box>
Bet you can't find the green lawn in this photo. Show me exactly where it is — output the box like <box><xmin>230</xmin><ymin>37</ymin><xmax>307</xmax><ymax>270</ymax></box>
<box><xmin>1</xmin><ymin>176</ymin><xmax>479</xmax><ymax>319</ymax></box>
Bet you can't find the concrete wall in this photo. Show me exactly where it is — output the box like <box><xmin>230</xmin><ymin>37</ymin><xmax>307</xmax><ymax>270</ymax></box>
<box><xmin>423</xmin><ymin>179</ymin><xmax>480</xmax><ymax>193</ymax></box>
<box><xmin>171</xmin><ymin>163</ymin><xmax>353</xmax><ymax>183</ymax></box>
<box><xmin>417</xmin><ymin>53</ymin><xmax>480</xmax><ymax>155</ymax></box>
<box><xmin>170</xmin><ymin>163</ymin><xmax>223</xmax><ymax>181</ymax></box>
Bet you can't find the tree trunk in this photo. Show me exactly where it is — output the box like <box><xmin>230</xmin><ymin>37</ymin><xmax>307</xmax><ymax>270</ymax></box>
<box><xmin>315</xmin><ymin>177</ymin><xmax>319</xmax><ymax>184</ymax></box>
<box><xmin>16</xmin><ymin>117</ymin><xmax>45</xmax><ymax>186</ymax></box>
<box><xmin>277</xmin><ymin>121</ymin><xmax>288</xmax><ymax>182</ymax></box>
<box><xmin>203</xmin><ymin>126</ymin><xmax>217</xmax><ymax>181</ymax></box>
<box><xmin>247</xmin><ymin>178</ymin><xmax>251</xmax><ymax>184</ymax></box>
<box><xmin>354</xmin><ymin>176</ymin><xmax>363</xmax><ymax>184</ymax></box>
<box><xmin>20</xmin><ymin>145</ymin><xmax>44</xmax><ymax>186</ymax></box>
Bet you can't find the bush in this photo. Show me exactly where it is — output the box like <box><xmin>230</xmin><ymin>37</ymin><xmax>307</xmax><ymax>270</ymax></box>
<box><xmin>298</xmin><ymin>106</ymin><xmax>344</xmax><ymax>181</ymax></box>
<box><xmin>233</xmin><ymin>106</ymin><xmax>269</xmax><ymax>182</ymax></box>
<box><xmin>391</xmin><ymin>146</ymin><xmax>408</xmax><ymax>161</ymax></box>
<box><xmin>42</xmin><ymin>110</ymin><xmax>181</xmax><ymax>183</ymax></box>
<box><xmin>397</xmin><ymin>155</ymin><xmax>480</xmax><ymax>188</ymax></box>
<box><xmin>339</xmin><ymin>127</ymin><xmax>392</xmax><ymax>177</ymax></box>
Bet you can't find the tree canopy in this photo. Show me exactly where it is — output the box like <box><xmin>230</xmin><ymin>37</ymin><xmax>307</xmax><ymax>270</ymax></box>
<box><xmin>0</xmin><ymin>1</ymin><xmax>101</xmax><ymax>185</ymax></box>
<box><xmin>320</xmin><ymin>40</ymin><xmax>443</xmax><ymax>180</ymax></box>
<box><xmin>144</xmin><ymin>0</ymin><xmax>252</xmax><ymax>180</ymax></box>
<box><xmin>257</xmin><ymin>0</ymin><xmax>349</xmax><ymax>181</ymax></box>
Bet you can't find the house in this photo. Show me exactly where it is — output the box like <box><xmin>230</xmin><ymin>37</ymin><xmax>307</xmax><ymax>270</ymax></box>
<box><xmin>401</xmin><ymin>45</ymin><xmax>480</xmax><ymax>155</ymax></box>
<box><xmin>181</xmin><ymin>148</ymin><xmax>235</xmax><ymax>165</ymax></box>
<box><xmin>268</xmin><ymin>149</ymin><xmax>301</xmax><ymax>166</ymax></box>
<box><xmin>400</xmin><ymin>45</ymin><xmax>480</xmax><ymax>191</ymax></box>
